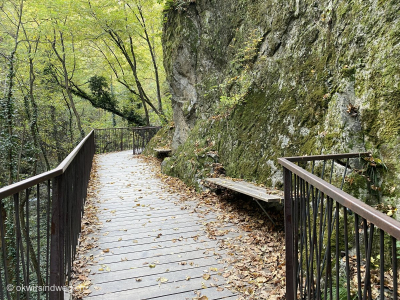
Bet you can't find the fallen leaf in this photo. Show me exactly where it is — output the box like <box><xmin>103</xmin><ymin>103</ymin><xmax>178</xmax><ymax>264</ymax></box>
<box><xmin>203</xmin><ymin>274</ymin><xmax>211</xmax><ymax>280</ymax></box>
<box><xmin>156</xmin><ymin>277</ymin><xmax>168</xmax><ymax>283</ymax></box>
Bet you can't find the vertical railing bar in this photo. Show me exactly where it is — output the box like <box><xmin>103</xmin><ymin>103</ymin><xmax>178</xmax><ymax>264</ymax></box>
<box><xmin>65</xmin><ymin>167</ymin><xmax>71</xmax><ymax>285</ymax></box>
<box><xmin>0</xmin><ymin>243</ymin><xmax>3</xmax><ymax>300</ymax></box>
<box><xmin>393</xmin><ymin>236</ymin><xmax>398</xmax><ymax>300</ymax></box>
<box><xmin>37</xmin><ymin>184</ymin><xmax>41</xmax><ymax>299</ymax></box>
<box><xmin>316</xmin><ymin>191</ymin><xmax>324</xmax><ymax>299</ymax></box>
<box><xmin>120</xmin><ymin>128</ymin><xmax>123</xmax><ymax>151</ymax></box>
<box><xmin>328</xmin><ymin>159</ymin><xmax>334</xmax><ymax>184</ymax></box>
<box><xmin>335</xmin><ymin>202</ymin><xmax>339</xmax><ymax>300</ymax></box>
<box><xmin>304</xmin><ymin>180</ymin><xmax>311</xmax><ymax>298</ymax></box>
<box><xmin>344</xmin><ymin>206</ymin><xmax>351</xmax><ymax>300</ymax></box>
<box><xmin>25</xmin><ymin>188</ymin><xmax>30</xmax><ymax>300</ymax></box>
<box><xmin>362</xmin><ymin>223</ymin><xmax>374</xmax><ymax>300</ymax></box>
<box><xmin>355</xmin><ymin>214</ymin><xmax>362</xmax><ymax>299</ymax></box>
<box><xmin>321</xmin><ymin>160</ymin><xmax>327</xmax><ymax>180</ymax></box>
<box><xmin>293</xmin><ymin>174</ymin><xmax>298</xmax><ymax>294</ymax></box>
<box><xmin>132</xmin><ymin>129</ymin><xmax>135</xmax><ymax>155</ymax></box>
<box><xmin>323</xmin><ymin>197</ymin><xmax>332</xmax><ymax>300</ymax></box>
<box><xmin>308</xmin><ymin>184</ymin><xmax>316</xmax><ymax>300</ymax></box>
<box><xmin>14</xmin><ymin>193</ymin><xmax>21</xmax><ymax>300</ymax></box>
<box><xmin>299</xmin><ymin>178</ymin><xmax>304</xmax><ymax>298</ymax></box>
<box><xmin>340</xmin><ymin>158</ymin><xmax>350</xmax><ymax>190</ymax></box>
<box><xmin>302</xmin><ymin>178</ymin><xmax>308</xmax><ymax>298</ymax></box>
<box><xmin>0</xmin><ymin>197</ymin><xmax>10</xmax><ymax>300</ymax></box>
<box><xmin>0</xmin><ymin>201</ymin><xmax>4</xmax><ymax>300</ymax></box>
<box><xmin>304</xmin><ymin>180</ymin><xmax>311</xmax><ymax>299</ymax></box>
<box><xmin>284</xmin><ymin>168</ymin><xmax>295</xmax><ymax>300</ymax></box>
<box><xmin>50</xmin><ymin>174</ymin><xmax>65</xmax><ymax>300</ymax></box>
<box><xmin>316</xmin><ymin>160</ymin><xmax>326</xmax><ymax>213</ymax></box>
<box><xmin>380</xmin><ymin>229</ymin><xmax>384</xmax><ymax>300</ymax></box>
<box><xmin>46</xmin><ymin>180</ymin><xmax>51</xmax><ymax>300</ymax></box>
<box><xmin>363</xmin><ymin>218</ymin><xmax>372</xmax><ymax>299</ymax></box>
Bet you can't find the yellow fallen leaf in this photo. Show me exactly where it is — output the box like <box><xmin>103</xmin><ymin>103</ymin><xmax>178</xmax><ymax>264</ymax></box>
<box><xmin>156</xmin><ymin>277</ymin><xmax>168</xmax><ymax>283</ymax></box>
<box><xmin>103</xmin><ymin>249</ymin><xmax>109</xmax><ymax>253</ymax></box>
<box><xmin>203</xmin><ymin>274</ymin><xmax>211</xmax><ymax>280</ymax></box>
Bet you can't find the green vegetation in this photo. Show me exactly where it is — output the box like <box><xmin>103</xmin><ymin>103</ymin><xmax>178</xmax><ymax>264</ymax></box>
<box><xmin>0</xmin><ymin>0</ymin><xmax>170</xmax><ymax>187</ymax></box>
<box><xmin>157</xmin><ymin>0</ymin><xmax>400</xmax><ymax>209</ymax></box>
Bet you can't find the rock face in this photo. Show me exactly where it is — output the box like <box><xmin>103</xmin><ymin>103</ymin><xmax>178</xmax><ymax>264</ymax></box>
<box><xmin>161</xmin><ymin>0</ymin><xmax>400</xmax><ymax>201</ymax></box>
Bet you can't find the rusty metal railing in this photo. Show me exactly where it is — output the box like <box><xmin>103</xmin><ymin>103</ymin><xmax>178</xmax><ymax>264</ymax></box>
<box><xmin>94</xmin><ymin>126</ymin><xmax>161</xmax><ymax>154</ymax></box>
<box><xmin>279</xmin><ymin>153</ymin><xmax>400</xmax><ymax>300</ymax></box>
<box><xmin>0</xmin><ymin>126</ymin><xmax>161</xmax><ymax>299</ymax></box>
<box><xmin>0</xmin><ymin>131</ymin><xmax>95</xmax><ymax>300</ymax></box>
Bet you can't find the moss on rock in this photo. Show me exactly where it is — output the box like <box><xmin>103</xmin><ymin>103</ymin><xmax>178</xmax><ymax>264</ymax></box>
<box><xmin>161</xmin><ymin>0</ymin><xmax>400</xmax><ymax>204</ymax></box>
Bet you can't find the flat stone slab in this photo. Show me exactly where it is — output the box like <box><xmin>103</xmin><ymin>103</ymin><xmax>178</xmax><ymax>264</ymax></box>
<box><xmin>83</xmin><ymin>151</ymin><xmax>237</xmax><ymax>300</ymax></box>
<box><xmin>153</xmin><ymin>148</ymin><xmax>172</xmax><ymax>154</ymax></box>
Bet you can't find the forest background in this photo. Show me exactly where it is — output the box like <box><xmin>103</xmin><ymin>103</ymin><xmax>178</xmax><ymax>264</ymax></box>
<box><xmin>0</xmin><ymin>0</ymin><xmax>169</xmax><ymax>188</ymax></box>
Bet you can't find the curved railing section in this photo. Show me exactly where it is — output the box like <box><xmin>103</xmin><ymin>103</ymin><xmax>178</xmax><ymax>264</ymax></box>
<box><xmin>279</xmin><ymin>153</ymin><xmax>400</xmax><ymax>300</ymax></box>
<box><xmin>94</xmin><ymin>126</ymin><xmax>161</xmax><ymax>154</ymax></box>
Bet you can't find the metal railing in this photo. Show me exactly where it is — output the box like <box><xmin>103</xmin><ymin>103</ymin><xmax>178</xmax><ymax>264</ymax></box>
<box><xmin>279</xmin><ymin>153</ymin><xmax>400</xmax><ymax>300</ymax></box>
<box><xmin>0</xmin><ymin>131</ymin><xmax>95</xmax><ymax>300</ymax></box>
<box><xmin>94</xmin><ymin>126</ymin><xmax>161</xmax><ymax>154</ymax></box>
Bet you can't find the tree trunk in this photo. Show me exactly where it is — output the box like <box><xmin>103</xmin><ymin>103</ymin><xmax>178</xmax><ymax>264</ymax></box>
<box><xmin>137</xmin><ymin>4</ymin><xmax>164</xmax><ymax>115</ymax></box>
<box><xmin>50</xmin><ymin>106</ymin><xmax>64</xmax><ymax>163</ymax></box>
<box><xmin>51</xmin><ymin>31</ymin><xmax>85</xmax><ymax>139</ymax></box>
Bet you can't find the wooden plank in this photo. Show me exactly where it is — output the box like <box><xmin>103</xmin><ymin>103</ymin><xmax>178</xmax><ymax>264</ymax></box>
<box><xmin>205</xmin><ymin>177</ymin><xmax>283</xmax><ymax>203</ymax></box>
<box><xmin>79</xmin><ymin>151</ymin><xmax>236</xmax><ymax>300</ymax></box>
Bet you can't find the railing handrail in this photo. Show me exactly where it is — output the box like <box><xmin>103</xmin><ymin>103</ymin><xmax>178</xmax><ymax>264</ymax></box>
<box><xmin>94</xmin><ymin>126</ymin><xmax>161</xmax><ymax>131</ymax></box>
<box><xmin>278</xmin><ymin>154</ymin><xmax>400</xmax><ymax>241</ymax></box>
<box><xmin>0</xmin><ymin>130</ymin><xmax>94</xmax><ymax>199</ymax></box>
<box><xmin>284</xmin><ymin>152</ymin><xmax>371</xmax><ymax>162</ymax></box>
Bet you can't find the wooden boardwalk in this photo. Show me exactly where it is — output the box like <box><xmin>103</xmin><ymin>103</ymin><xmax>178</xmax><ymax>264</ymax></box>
<box><xmin>83</xmin><ymin>151</ymin><xmax>238</xmax><ymax>300</ymax></box>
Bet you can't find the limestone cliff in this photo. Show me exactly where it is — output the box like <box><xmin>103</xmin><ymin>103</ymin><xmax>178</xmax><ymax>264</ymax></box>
<box><xmin>160</xmin><ymin>0</ymin><xmax>400</xmax><ymax>202</ymax></box>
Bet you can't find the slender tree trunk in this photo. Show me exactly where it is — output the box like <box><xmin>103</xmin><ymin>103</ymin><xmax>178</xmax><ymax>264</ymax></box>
<box><xmin>51</xmin><ymin>31</ymin><xmax>85</xmax><ymax>139</ymax></box>
<box><xmin>62</xmin><ymin>92</ymin><xmax>74</xmax><ymax>145</ymax></box>
<box><xmin>137</xmin><ymin>4</ymin><xmax>163</xmax><ymax>115</ymax></box>
<box><xmin>16</xmin><ymin>125</ymin><xmax>26</xmax><ymax>182</ymax></box>
<box><xmin>29</xmin><ymin>61</ymin><xmax>50</xmax><ymax>170</ymax></box>
<box><xmin>50</xmin><ymin>106</ymin><xmax>63</xmax><ymax>163</ymax></box>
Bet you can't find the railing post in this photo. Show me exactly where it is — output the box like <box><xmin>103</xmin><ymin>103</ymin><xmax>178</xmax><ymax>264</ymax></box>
<box><xmin>120</xmin><ymin>129</ymin><xmax>123</xmax><ymax>151</ymax></box>
<box><xmin>50</xmin><ymin>175</ymin><xmax>65</xmax><ymax>300</ymax></box>
<box><xmin>284</xmin><ymin>167</ymin><xmax>295</xmax><ymax>300</ymax></box>
<box><xmin>132</xmin><ymin>129</ymin><xmax>136</xmax><ymax>155</ymax></box>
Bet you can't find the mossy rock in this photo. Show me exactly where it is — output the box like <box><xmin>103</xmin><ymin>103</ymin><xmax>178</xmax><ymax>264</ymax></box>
<box><xmin>143</xmin><ymin>123</ymin><xmax>175</xmax><ymax>157</ymax></box>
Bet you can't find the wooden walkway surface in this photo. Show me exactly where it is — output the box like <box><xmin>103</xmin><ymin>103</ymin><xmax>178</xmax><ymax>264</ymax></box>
<box><xmin>83</xmin><ymin>151</ymin><xmax>237</xmax><ymax>300</ymax></box>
